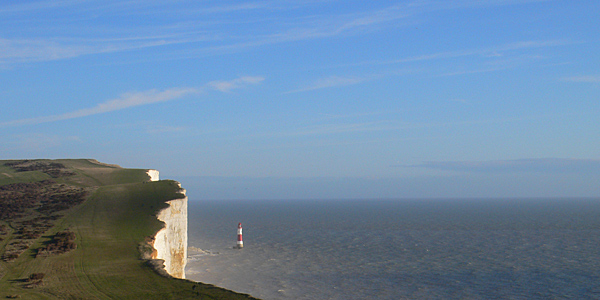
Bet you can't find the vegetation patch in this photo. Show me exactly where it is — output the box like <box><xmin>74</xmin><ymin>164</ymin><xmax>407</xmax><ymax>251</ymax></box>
<box><xmin>0</xmin><ymin>176</ymin><xmax>87</xmax><ymax>261</ymax></box>
<box><xmin>0</xmin><ymin>159</ymin><xmax>258</xmax><ymax>299</ymax></box>
<box><xmin>20</xmin><ymin>273</ymin><xmax>46</xmax><ymax>289</ymax></box>
<box><xmin>4</xmin><ymin>160</ymin><xmax>75</xmax><ymax>178</ymax></box>
<box><xmin>36</xmin><ymin>231</ymin><xmax>76</xmax><ymax>257</ymax></box>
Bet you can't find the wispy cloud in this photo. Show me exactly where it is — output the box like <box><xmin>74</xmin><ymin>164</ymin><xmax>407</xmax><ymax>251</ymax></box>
<box><xmin>0</xmin><ymin>35</ymin><xmax>210</xmax><ymax>65</ymax></box>
<box><xmin>7</xmin><ymin>133</ymin><xmax>81</xmax><ymax>152</ymax></box>
<box><xmin>0</xmin><ymin>0</ymin><xmax>86</xmax><ymax>14</ymax></box>
<box><xmin>207</xmin><ymin>76</ymin><xmax>265</xmax><ymax>92</ymax></box>
<box><xmin>264</xmin><ymin>0</ymin><xmax>552</xmax><ymax>43</ymax></box>
<box><xmin>319</xmin><ymin>39</ymin><xmax>570</xmax><ymax>80</ymax></box>
<box><xmin>1</xmin><ymin>0</ymin><xmax>556</xmax><ymax>65</ymax></box>
<box><xmin>251</xmin><ymin>120</ymin><xmax>413</xmax><ymax>139</ymax></box>
<box><xmin>562</xmin><ymin>75</ymin><xmax>600</xmax><ymax>83</ymax></box>
<box><xmin>1</xmin><ymin>76</ymin><xmax>264</xmax><ymax>127</ymax></box>
<box><xmin>448</xmin><ymin>98</ymin><xmax>469</xmax><ymax>103</ymax></box>
<box><xmin>383</xmin><ymin>40</ymin><xmax>569</xmax><ymax>66</ymax></box>
<box><xmin>1</xmin><ymin>88</ymin><xmax>198</xmax><ymax>127</ymax></box>
<box><xmin>405</xmin><ymin>158</ymin><xmax>600</xmax><ymax>174</ymax></box>
<box><xmin>292</xmin><ymin>121</ymin><xmax>395</xmax><ymax>136</ymax></box>
<box><xmin>188</xmin><ymin>2</ymin><xmax>270</xmax><ymax>14</ymax></box>
<box><xmin>286</xmin><ymin>75</ymin><xmax>368</xmax><ymax>93</ymax></box>
<box><xmin>146</xmin><ymin>125</ymin><xmax>187</xmax><ymax>134</ymax></box>
<box><xmin>317</xmin><ymin>110</ymin><xmax>400</xmax><ymax>120</ymax></box>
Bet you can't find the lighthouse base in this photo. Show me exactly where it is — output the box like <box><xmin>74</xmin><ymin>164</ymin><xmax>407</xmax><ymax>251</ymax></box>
<box><xmin>233</xmin><ymin>244</ymin><xmax>244</xmax><ymax>249</ymax></box>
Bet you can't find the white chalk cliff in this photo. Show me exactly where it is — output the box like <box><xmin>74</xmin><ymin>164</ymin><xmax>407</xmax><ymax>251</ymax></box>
<box><xmin>146</xmin><ymin>169</ymin><xmax>160</xmax><ymax>182</ymax></box>
<box><xmin>148</xmin><ymin>170</ymin><xmax>188</xmax><ymax>279</ymax></box>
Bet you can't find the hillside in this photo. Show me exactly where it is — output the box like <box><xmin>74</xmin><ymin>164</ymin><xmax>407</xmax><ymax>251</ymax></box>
<box><xmin>0</xmin><ymin>159</ymin><xmax>257</xmax><ymax>299</ymax></box>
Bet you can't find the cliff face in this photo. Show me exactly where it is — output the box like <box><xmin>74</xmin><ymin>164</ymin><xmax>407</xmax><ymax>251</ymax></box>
<box><xmin>146</xmin><ymin>169</ymin><xmax>160</xmax><ymax>182</ymax></box>
<box><xmin>148</xmin><ymin>170</ymin><xmax>188</xmax><ymax>279</ymax></box>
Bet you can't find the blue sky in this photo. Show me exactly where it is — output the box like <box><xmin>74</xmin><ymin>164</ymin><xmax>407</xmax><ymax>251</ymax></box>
<box><xmin>1</xmin><ymin>0</ymin><xmax>599</xmax><ymax>199</ymax></box>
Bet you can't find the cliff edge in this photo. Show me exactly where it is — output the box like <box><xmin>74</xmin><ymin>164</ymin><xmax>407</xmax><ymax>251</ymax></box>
<box><xmin>0</xmin><ymin>159</ymin><xmax>257</xmax><ymax>299</ymax></box>
<box><xmin>149</xmin><ymin>170</ymin><xmax>188</xmax><ymax>279</ymax></box>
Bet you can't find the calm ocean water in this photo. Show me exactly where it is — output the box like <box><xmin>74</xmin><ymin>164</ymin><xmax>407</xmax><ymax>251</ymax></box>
<box><xmin>185</xmin><ymin>199</ymin><xmax>600</xmax><ymax>299</ymax></box>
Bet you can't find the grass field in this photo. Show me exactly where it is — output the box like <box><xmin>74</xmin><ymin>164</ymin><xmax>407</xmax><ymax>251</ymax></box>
<box><xmin>0</xmin><ymin>159</ymin><xmax>257</xmax><ymax>299</ymax></box>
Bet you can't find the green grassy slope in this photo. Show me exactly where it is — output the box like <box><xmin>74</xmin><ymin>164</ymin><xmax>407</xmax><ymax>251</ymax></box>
<box><xmin>0</xmin><ymin>159</ymin><xmax>257</xmax><ymax>299</ymax></box>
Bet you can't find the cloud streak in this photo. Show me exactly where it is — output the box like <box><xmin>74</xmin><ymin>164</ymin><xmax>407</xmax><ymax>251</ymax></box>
<box><xmin>207</xmin><ymin>76</ymin><xmax>265</xmax><ymax>92</ymax></box>
<box><xmin>380</xmin><ymin>40</ymin><xmax>570</xmax><ymax>66</ymax></box>
<box><xmin>1</xmin><ymin>76</ymin><xmax>264</xmax><ymax>127</ymax></box>
<box><xmin>562</xmin><ymin>75</ymin><xmax>600</xmax><ymax>83</ymax></box>
<box><xmin>285</xmin><ymin>76</ymin><xmax>368</xmax><ymax>94</ymax></box>
<box><xmin>7</xmin><ymin>133</ymin><xmax>81</xmax><ymax>152</ymax></box>
<box><xmin>405</xmin><ymin>158</ymin><xmax>600</xmax><ymax>174</ymax></box>
<box><xmin>310</xmin><ymin>39</ymin><xmax>569</xmax><ymax>82</ymax></box>
<box><xmin>0</xmin><ymin>35</ymin><xmax>210</xmax><ymax>65</ymax></box>
<box><xmin>1</xmin><ymin>87</ymin><xmax>198</xmax><ymax>127</ymax></box>
<box><xmin>0</xmin><ymin>0</ymin><xmax>557</xmax><ymax>65</ymax></box>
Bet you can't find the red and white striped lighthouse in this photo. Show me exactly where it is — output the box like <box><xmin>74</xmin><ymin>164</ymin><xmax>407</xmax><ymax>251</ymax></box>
<box><xmin>236</xmin><ymin>222</ymin><xmax>244</xmax><ymax>249</ymax></box>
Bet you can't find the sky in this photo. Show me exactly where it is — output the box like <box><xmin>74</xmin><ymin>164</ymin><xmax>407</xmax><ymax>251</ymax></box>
<box><xmin>1</xmin><ymin>0</ymin><xmax>599</xmax><ymax>199</ymax></box>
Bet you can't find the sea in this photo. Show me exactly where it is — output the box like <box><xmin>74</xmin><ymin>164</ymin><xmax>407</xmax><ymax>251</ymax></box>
<box><xmin>185</xmin><ymin>198</ymin><xmax>600</xmax><ymax>299</ymax></box>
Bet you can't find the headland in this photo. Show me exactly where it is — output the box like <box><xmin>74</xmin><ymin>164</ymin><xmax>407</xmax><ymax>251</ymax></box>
<box><xmin>0</xmin><ymin>159</ymin><xmax>257</xmax><ymax>299</ymax></box>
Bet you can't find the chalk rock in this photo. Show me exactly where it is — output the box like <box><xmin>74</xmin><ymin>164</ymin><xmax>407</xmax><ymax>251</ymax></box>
<box><xmin>147</xmin><ymin>169</ymin><xmax>160</xmax><ymax>181</ymax></box>
<box><xmin>152</xmin><ymin>185</ymin><xmax>187</xmax><ymax>279</ymax></box>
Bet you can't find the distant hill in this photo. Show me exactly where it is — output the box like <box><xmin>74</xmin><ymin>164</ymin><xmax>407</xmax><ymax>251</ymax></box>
<box><xmin>0</xmin><ymin>159</ymin><xmax>257</xmax><ymax>299</ymax></box>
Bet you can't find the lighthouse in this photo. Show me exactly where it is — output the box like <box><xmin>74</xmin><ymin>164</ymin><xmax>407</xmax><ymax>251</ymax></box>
<box><xmin>235</xmin><ymin>222</ymin><xmax>243</xmax><ymax>249</ymax></box>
